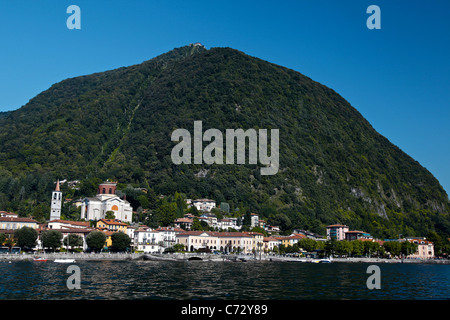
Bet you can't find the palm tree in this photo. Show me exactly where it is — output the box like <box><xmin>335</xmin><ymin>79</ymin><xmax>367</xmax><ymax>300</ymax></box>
<box><xmin>4</xmin><ymin>235</ymin><xmax>16</xmax><ymax>253</ymax></box>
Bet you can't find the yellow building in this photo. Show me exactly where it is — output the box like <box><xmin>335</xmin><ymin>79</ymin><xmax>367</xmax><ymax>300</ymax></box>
<box><xmin>96</xmin><ymin>219</ymin><xmax>128</xmax><ymax>248</ymax></box>
<box><xmin>96</xmin><ymin>219</ymin><xmax>128</xmax><ymax>233</ymax></box>
<box><xmin>244</xmin><ymin>232</ymin><xmax>264</xmax><ymax>253</ymax></box>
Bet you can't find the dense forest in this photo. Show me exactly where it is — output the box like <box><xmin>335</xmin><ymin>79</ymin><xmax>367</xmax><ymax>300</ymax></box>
<box><xmin>0</xmin><ymin>44</ymin><xmax>449</xmax><ymax>242</ymax></box>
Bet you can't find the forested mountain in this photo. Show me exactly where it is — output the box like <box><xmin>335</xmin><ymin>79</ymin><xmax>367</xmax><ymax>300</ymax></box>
<box><xmin>0</xmin><ymin>44</ymin><xmax>448</xmax><ymax>239</ymax></box>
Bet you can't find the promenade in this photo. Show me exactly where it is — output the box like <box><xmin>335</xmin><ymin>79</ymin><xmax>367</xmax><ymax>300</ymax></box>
<box><xmin>1</xmin><ymin>252</ymin><xmax>449</xmax><ymax>264</ymax></box>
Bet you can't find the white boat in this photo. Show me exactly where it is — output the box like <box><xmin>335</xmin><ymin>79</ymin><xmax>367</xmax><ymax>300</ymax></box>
<box><xmin>311</xmin><ymin>257</ymin><xmax>332</xmax><ymax>263</ymax></box>
<box><xmin>54</xmin><ymin>259</ymin><xmax>76</xmax><ymax>263</ymax></box>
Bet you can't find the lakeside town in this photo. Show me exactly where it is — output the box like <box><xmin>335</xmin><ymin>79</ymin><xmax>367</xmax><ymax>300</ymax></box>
<box><xmin>0</xmin><ymin>180</ymin><xmax>446</xmax><ymax>263</ymax></box>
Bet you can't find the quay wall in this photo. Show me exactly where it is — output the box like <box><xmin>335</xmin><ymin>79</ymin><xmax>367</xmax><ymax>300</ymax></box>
<box><xmin>1</xmin><ymin>252</ymin><xmax>449</xmax><ymax>264</ymax></box>
<box><xmin>0</xmin><ymin>252</ymin><xmax>143</xmax><ymax>261</ymax></box>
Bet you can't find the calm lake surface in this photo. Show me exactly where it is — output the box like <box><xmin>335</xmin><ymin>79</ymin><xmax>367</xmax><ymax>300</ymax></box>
<box><xmin>0</xmin><ymin>260</ymin><xmax>448</xmax><ymax>300</ymax></box>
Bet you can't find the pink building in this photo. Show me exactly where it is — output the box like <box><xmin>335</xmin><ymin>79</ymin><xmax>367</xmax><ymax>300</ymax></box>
<box><xmin>326</xmin><ymin>224</ymin><xmax>349</xmax><ymax>240</ymax></box>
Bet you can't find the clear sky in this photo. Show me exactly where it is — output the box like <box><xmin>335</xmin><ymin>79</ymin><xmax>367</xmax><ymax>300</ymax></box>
<box><xmin>0</xmin><ymin>1</ymin><xmax>449</xmax><ymax>196</ymax></box>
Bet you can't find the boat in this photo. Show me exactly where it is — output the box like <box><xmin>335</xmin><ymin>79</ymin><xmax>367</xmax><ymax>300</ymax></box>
<box><xmin>54</xmin><ymin>259</ymin><xmax>76</xmax><ymax>263</ymax></box>
<box><xmin>311</xmin><ymin>257</ymin><xmax>332</xmax><ymax>263</ymax></box>
<box><xmin>188</xmin><ymin>256</ymin><xmax>203</xmax><ymax>261</ymax></box>
<box><xmin>33</xmin><ymin>257</ymin><xmax>48</xmax><ymax>262</ymax></box>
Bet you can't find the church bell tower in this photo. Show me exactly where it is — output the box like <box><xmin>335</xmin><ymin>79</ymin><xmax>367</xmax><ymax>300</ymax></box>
<box><xmin>50</xmin><ymin>180</ymin><xmax>62</xmax><ymax>221</ymax></box>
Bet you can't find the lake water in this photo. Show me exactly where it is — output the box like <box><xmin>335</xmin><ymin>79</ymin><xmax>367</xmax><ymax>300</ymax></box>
<box><xmin>0</xmin><ymin>260</ymin><xmax>448</xmax><ymax>300</ymax></box>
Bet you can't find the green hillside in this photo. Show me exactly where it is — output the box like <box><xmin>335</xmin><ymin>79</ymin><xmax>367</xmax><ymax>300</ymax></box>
<box><xmin>0</xmin><ymin>44</ymin><xmax>448</xmax><ymax>239</ymax></box>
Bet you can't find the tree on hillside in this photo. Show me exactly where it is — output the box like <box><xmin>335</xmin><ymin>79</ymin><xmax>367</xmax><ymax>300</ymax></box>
<box><xmin>156</xmin><ymin>202</ymin><xmax>177</xmax><ymax>227</ymax></box>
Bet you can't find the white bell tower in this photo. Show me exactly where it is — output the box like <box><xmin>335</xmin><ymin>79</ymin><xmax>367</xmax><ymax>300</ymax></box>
<box><xmin>50</xmin><ymin>180</ymin><xmax>62</xmax><ymax>221</ymax></box>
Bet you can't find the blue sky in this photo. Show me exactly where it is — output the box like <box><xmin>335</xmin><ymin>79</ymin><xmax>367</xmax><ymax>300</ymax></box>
<box><xmin>0</xmin><ymin>1</ymin><xmax>449</xmax><ymax>196</ymax></box>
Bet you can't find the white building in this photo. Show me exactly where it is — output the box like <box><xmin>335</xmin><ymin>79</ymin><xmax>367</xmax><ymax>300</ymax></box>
<box><xmin>192</xmin><ymin>199</ymin><xmax>216</xmax><ymax>212</ymax></box>
<box><xmin>176</xmin><ymin>231</ymin><xmax>253</xmax><ymax>253</ymax></box>
<box><xmin>218</xmin><ymin>217</ymin><xmax>241</xmax><ymax>230</ymax></box>
<box><xmin>156</xmin><ymin>227</ymin><xmax>184</xmax><ymax>248</ymax></box>
<box><xmin>263</xmin><ymin>236</ymin><xmax>281</xmax><ymax>252</ymax></box>
<box><xmin>134</xmin><ymin>227</ymin><xmax>164</xmax><ymax>253</ymax></box>
<box><xmin>48</xmin><ymin>219</ymin><xmax>90</xmax><ymax>230</ymax></box>
<box><xmin>132</xmin><ymin>226</ymin><xmax>184</xmax><ymax>253</ymax></box>
<box><xmin>200</xmin><ymin>214</ymin><xmax>218</xmax><ymax>227</ymax></box>
<box><xmin>250</xmin><ymin>213</ymin><xmax>259</xmax><ymax>228</ymax></box>
<box><xmin>0</xmin><ymin>217</ymin><xmax>39</xmax><ymax>231</ymax></box>
<box><xmin>0</xmin><ymin>211</ymin><xmax>18</xmax><ymax>218</ymax></box>
<box><xmin>80</xmin><ymin>182</ymin><xmax>133</xmax><ymax>223</ymax></box>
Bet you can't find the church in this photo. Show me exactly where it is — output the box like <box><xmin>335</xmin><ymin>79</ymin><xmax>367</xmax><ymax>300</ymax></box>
<box><xmin>80</xmin><ymin>181</ymin><xmax>133</xmax><ymax>223</ymax></box>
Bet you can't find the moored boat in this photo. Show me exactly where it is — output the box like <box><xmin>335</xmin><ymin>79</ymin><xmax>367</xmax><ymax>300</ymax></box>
<box><xmin>54</xmin><ymin>259</ymin><xmax>76</xmax><ymax>263</ymax></box>
<box><xmin>311</xmin><ymin>257</ymin><xmax>332</xmax><ymax>263</ymax></box>
<box><xmin>33</xmin><ymin>257</ymin><xmax>48</xmax><ymax>262</ymax></box>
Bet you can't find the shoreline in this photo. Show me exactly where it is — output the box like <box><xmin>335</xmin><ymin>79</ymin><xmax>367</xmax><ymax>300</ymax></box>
<box><xmin>2</xmin><ymin>252</ymin><xmax>449</xmax><ymax>264</ymax></box>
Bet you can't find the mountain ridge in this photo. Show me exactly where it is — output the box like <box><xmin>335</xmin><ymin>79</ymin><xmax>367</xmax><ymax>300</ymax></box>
<box><xmin>0</xmin><ymin>45</ymin><xmax>448</xmax><ymax>238</ymax></box>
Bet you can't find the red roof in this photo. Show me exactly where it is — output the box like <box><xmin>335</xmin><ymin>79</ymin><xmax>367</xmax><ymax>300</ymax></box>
<box><xmin>0</xmin><ymin>217</ymin><xmax>38</xmax><ymax>223</ymax></box>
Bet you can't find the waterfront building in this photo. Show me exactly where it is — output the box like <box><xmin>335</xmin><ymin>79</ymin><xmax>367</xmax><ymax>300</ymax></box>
<box><xmin>326</xmin><ymin>224</ymin><xmax>349</xmax><ymax>240</ymax></box>
<box><xmin>244</xmin><ymin>232</ymin><xmax>264</xmax><ymax>253</ymax></box>
<box><xmin>403</xmin><ymin>237</ymin><xmax>435</xmax><ymax>259</ymax></box>
<box><xmin>344</xmin><ymin>230</ymin><xmax>373</xmax><ymax>241</ymax></box>
<box><xmin>0</xmin><ymin>216</ymin><xmax>39</xmax><ymax>231</ymax></box>
<box><xmin>176</xmin><ymin>231</ymin><xmax>253</xmax><ymax>253</ymax></box>
<box><xmin>176</xmin><ymin>231</ymin><xmax>217</xmax><ymax>252</ymax></box>
<box><xmin>48</xmin><ymin>219</ymin><xmax>90</xmax><ymax>230</ymax></box>
<box><xmin>134</xmin><ymin>226</ymin><xmax>164</xmax><ymax>253</ymax></box>
<box><xmin>263</xmin><ymin>236</ymin><xmax>281</xmax><ymax>252</ymax></box>
<box><xmin>96</xmin><ymin>219</ymin><xmax>128</xmax><ymax>233</ymax></box>
<box><xmin>281</xmin><ymin>233</ymin><xmax>307</xmax><ymax>247</ymax></box>
<box><xmin>217</xmin><ymin>232</ymin><xmax>253</xmax><ymax>253</ymax></box>
<box><xmin>293</xmin><ymin>229</ymin><xmax>325</xmax><ymax>240</ymax></box>
<box><xmin>45</xmin><ymin>227</ymin><xmax>92</xmax><ymax>251</ymax></box>
<box><xmin>80</xmin><ymin>181</ymin><xmax>133</xmax><ymax>223</ymax></box>
<box><xmin>156</xmin><ymin>226</ymin><xmax>184</xmax><ymax>248</ymax></box>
